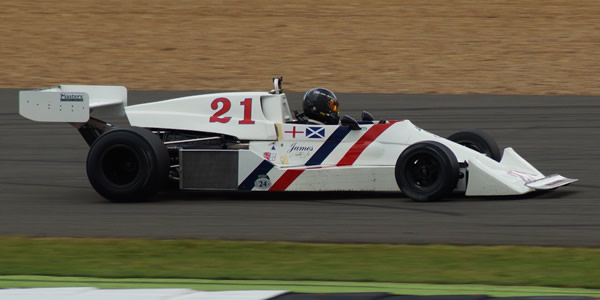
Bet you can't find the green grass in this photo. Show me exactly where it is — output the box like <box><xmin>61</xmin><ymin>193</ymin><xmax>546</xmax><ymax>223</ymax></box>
<box><xmin>2</xmin><ymin>276</ymin><xmax>600</xmax><ymax>297</ymax></box>
<box><xmin>1</xmin><ymin>237</ymin><xmax>599</xmax><ymax>289</ymax></box>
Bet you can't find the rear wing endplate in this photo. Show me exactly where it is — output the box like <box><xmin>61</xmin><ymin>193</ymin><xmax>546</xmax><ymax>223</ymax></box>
<box><xmin>19</xmin><ymin>85</ymin><xmax>127</xmax><ymax>122</ymax></box>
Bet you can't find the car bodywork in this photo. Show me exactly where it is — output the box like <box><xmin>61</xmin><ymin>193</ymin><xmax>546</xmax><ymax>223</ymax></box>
<box><xmin>19</xmin><ymin>79</ymin><xmax>577</xmax><ymax>201</ymax></box>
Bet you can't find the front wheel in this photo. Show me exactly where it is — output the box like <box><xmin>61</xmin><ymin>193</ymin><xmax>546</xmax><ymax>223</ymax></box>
<box><xmin>86</xmin><ymin>127</ymin><xmax>169</xmax><ymax>202</ymax></box>
<box><xmin>448</xmin><ymin>129</ymin><xmax>502</xmax><ymax>162</ymax></box>
<box><xmin>395</xmin><ymin>141</ymin><xmax>459</xmax><ymax>202</ymax></box>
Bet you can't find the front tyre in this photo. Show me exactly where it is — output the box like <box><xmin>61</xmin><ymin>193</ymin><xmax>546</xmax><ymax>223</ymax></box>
<box><xmin>395</xmin><ymin>141</ymin><xmax>459</xmax><ymax>202</ymax></box>
<box><xmin>86</xmin><ymin>127</ymin><xmax>169</xmax><ymax>202</ymax></box>
<box><xmin>448</xmin><ymin>129</ymin><xmax>502</xmax><ymax>162</ymax></box>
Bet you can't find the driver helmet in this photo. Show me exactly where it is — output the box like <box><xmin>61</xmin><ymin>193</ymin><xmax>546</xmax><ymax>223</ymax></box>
<box><xmin>302</xmin><ymin>88</ymin><xmax>340</xmax><ymax>125</ymax></box>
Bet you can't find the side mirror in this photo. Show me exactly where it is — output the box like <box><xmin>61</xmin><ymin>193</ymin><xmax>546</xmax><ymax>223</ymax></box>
<box><xmin>341</xmin><ymin>115</ymin><xmax>361</xmax><ymax>130</ymax></box>
<box><xmin>361</xmin><ymin>111</ymin><xmax>374</xmax><ymax>121</ymax></box>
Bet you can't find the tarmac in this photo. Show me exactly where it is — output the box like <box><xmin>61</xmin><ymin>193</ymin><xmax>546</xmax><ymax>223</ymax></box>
<box><xmin>1</xmin><ymin>89</ymin><xmax>598</xmax><ymax>246</ymax></box>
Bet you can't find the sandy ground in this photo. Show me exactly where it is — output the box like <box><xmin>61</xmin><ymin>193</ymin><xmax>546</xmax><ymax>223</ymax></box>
<box><xmin>1</xmin><ymin>1</ymin><xmax>600</xmax><ymax>94</ymax></box>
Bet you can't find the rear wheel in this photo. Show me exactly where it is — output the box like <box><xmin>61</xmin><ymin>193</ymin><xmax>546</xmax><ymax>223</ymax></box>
<box><xmin>86</xmin><ymin>127</ymin><xmax>169</xmax><ymax>202</ymax></box>
<box><xmin>448</xmin><ymin>129</ymin><xmax>501</xmax><ymax>161</ymax></box>
<box><xmin>395</xmin><ymin>141</ymin><xmax>459</xmax><ymax>202</ymax></box>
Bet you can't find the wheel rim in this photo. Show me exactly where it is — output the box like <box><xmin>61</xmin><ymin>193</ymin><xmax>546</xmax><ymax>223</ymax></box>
<box><xmin>405</xmin><ymin>153</ymin><xmax>441</xmax><ymax>191</ymax></box>
<box><xmin>100</xmin><ymin>144</ymin><xmax>141</xmax><ymax>186</ymax></box>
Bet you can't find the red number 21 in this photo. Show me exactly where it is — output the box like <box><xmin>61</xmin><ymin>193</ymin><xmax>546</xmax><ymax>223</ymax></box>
<box><xmin>209</xmin><ymin>97</ymin><xmax>255</xmax><ymax>124</ymax></box>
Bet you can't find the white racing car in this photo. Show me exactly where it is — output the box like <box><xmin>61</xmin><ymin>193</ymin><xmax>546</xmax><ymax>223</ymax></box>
<box><xmin>19</xmin><ymin>78</ymin><xmax>577</xmax><ymax>202</ymax></box>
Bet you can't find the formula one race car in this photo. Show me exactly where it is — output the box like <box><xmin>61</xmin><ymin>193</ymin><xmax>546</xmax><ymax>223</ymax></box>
<box><xmin>19</xmin><ymin>78</ymin><xmax>577</xmax><ymax>202</ymax></box>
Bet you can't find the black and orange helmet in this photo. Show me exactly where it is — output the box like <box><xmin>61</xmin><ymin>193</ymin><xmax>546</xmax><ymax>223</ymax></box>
<box><xmin>302</xmin><ymin>88</ymin><xmax>340</xmax><ymax>125</ymax></box>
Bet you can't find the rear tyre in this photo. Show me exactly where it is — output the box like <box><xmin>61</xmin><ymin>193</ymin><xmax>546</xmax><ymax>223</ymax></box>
<box><xmin>448</xmin><ymin>129</ymin><xmax>502</xmax><ymax>161</ymax></box>
<box><xmin>395</xmin><ymin>141</ymin><xmax>459</xmax><ymax>202</ymax></box>
<box><xmin>86</xmin><ymin>127</ymin><xmax>169</xmax><ymax>202</ymax></box>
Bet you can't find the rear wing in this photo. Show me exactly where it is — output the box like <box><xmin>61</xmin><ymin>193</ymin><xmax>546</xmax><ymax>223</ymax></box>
<box><xmin>19</xmin><ymin>85</ymin><xmax>127</xmax><ymax>122</ymax></box>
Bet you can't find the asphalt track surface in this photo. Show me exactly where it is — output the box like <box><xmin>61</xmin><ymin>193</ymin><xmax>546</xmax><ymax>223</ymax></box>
<box><xmin>1</xmin><ymin>89</ymin><xmax>598</xmax><ymax>246</ymax></box>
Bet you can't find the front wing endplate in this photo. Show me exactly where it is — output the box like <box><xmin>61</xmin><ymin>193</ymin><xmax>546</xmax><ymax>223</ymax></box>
<box><xmin>525</xmin><ymin>174</ymin><xmax>578</xmax><ymax>190</ymax></box>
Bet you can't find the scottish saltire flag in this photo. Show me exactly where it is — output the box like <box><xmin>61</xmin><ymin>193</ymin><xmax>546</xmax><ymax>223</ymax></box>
<box><xmin>306</xmin><ymin>127</ymin><xmax>325</xmax><ymax>139</ymax></box>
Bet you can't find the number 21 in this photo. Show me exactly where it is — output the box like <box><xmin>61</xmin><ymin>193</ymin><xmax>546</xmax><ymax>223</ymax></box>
<box><xmin>209</xmin><ymin>97</ymin><xmax>255</xmax><ymax>124</ymax></box>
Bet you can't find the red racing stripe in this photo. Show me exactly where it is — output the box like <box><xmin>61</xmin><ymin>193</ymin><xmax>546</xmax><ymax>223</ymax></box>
<box><xmin>269</xmin><ymin>169</ymin><xmax>305</xmax><ymax>191</ymax></box>
<box><xmin>336</xmin><ymin>122</ymin><xmax>397</xmax><ymax>166</ymax></box>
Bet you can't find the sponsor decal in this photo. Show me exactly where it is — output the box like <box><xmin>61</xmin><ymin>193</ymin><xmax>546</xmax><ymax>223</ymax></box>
<box><xmin>508</xmin><ymin>170</ymin><xmax>535</xmax><ymax>183</ymax></box>
<box><xmin>263</xmin><ymin>152</ymin><xmax>277</xmax><ymax>162</ymax></box>
<box><xmin>284</xmin><ymin>126</ymin><xmax>304</xmax><ymax>138</ymax></box>
<box><xmin>287</xmin><ymin>143</ymin><xmax>315</xmax><ymax>158</ymax></box>
<box><xmin>280</xmin><ymin>154</ymin><xmax>289</xmax><ymax>165</ymax></box>
<box><xmin>306</xmin><ymin>127</ymin><xmax>325</xmax><ymax>139</ymax></box>
<box><xmin>254</xmin><ymin>174</ymin><xmax>272</xmax><ymax>189</ymax></box>
<box><xmin>60</xmin><ymin>93</ymin><xmax>84</xmax><ymax>102</ymax></box>
<box><xmin>287</xmin><ymin>143</ymin><xmax>314</xmax><ymax>153</ymax></box>
<box><xmin>544</xmin><ymin>179</ymin><xmax>567</xmax><ymax>186</ymax></box>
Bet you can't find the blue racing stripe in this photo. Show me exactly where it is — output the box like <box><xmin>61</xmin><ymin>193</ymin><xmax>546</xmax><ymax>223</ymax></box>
<box><xmin>305</xmin><ymin>126</ymin><xmax>351</xmax><ymax>166</ymax></box>
<box><xmin>238</xmin><ymin>160</ymin><xmax>275</xmax><ymax>190</ymax></box>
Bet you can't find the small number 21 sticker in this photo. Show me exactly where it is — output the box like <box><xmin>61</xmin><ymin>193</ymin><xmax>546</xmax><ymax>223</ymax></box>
<box><xmin>209</xmin><ymin>97</ymin><xmax>255</xmax><ymax>124</ymax></box>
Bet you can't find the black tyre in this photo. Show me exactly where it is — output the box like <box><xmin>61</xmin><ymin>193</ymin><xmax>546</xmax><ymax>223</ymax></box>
<box><xmin>395</xmin><ymin>141</ymin><xmax>459</xmax><ymax>202</ymax></box>
<box><xmin>86</xmin><ymin>127</ymin><xmax>169</xmax><ymax>202</ymax></box>
<box><xmin>448</xmin><ymin>129</ymin><xmax>502</xmax><ymax>162</ymax></box>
